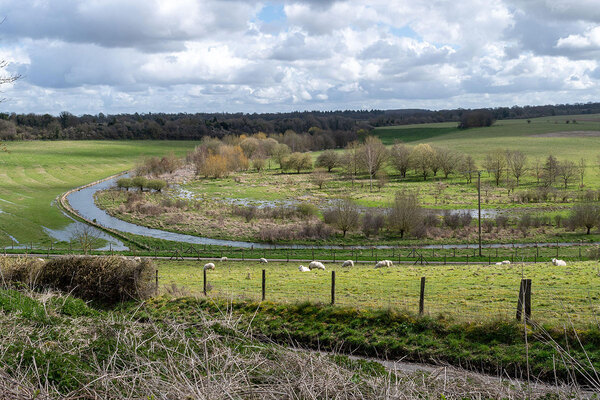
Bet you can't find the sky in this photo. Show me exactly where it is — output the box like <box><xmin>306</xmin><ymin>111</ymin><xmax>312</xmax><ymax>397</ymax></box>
<box><xmin>0</xmin><ymin>0</ymin><xmax>599</xmax><ymax>115</ymax></box>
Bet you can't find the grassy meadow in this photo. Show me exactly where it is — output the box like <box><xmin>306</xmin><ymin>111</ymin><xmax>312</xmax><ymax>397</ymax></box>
<box><xmin>156</xmin><ymin>259</ymin><xmax>600</xmax><ymax>327</ymax></box>
<box><xmin>0</xmin><ymin>140</ymin><xmax>198</xmax><ymax>246</ymax></box>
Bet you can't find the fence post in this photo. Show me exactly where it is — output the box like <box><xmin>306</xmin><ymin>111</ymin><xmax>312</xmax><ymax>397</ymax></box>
<box><xmin>488</xmin><ymin>254</ymin><xmax>491</xmax><ymax>265</ymax></box>
<box><xmin>579</xmin><ymin>240</ymin><xmax>582</xmax><ymax>260</ymax></box>
<box><xmin>331</xmin><ymin>270</ymin><xmax>335</xmax><ymax>305</ymax></box>
<box><xmin>155</xmin><ymin>269</ymin><xmax>159</xmax><ymax>294</ymax></box>
<box><xmin>556</xmin><ymin>241</ymin><xmax>559</xmax><ymax>258</ymax></box>
<box><xmin>203</xmin><ymin>269</ymin><xmax>207</xmax><ymax>296</ymax></box>
<box><xmin>516</xmin><ymin>279</ymin><xmax>525</xmax><ymax>321</ymax></box>
<box><xmin>312</xmin><ymin>248</ymin><xmax>315</xmax><ymax>260</ymax></box>
<box><xmin>241</xmin><ymin>249</ymin><xmax>244</xmax><ymax>261</ymax></box>
<box><xmin>525</xmin><ymin>279</ymin><xmax>532</xmax><ymax>322</ymax></box>
<box><xmin>444</xmin><ymin>254</ymin><xmax>446</xmax><ymax>265</ymax></box>
<box><xmin>466</xmin><ymin>254</ymin><xmax>469</xmax><ymax>264</ymax></box>
<box><xmin>516</xmin><ymin>279</ymin><xmax>532</xmax><ymax>322</ymax></box>
<box><xmin>333</xmin><ymin>250</ymin><xmax>336</xmax><ymax>263</ymax></box>
<box><xmin>419</xmin><ymin>277</ymin><xmax>426</xmax><ymax>315</ymax></box>
<box><xmin>262</xmin><ymin>269</ymin><xmax>266</xmax><ymax>301</ymax></box>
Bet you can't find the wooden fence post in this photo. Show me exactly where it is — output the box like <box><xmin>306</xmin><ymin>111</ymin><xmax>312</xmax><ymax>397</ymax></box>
<box><xmin>262</xmin><ymin>269</ymin><xmax>266</xmax><ymax>301</ymax></box>
<box><xmin>155</xmin><ymin>269</ymin><xmax>159</xmax><ymax>294</ymax></box>
<box><xmin>203</xmin><ymin>269</ymin><xmax>207</xmax><ymax>296</ymax></box>
<box><xmin>516</xmin><ymin>279</ymin><xmax>532</xmax><ymax>322</ymax></box>
<box><xmin>331</xmin><ymin>270</ymin><xmax>335</xmax><ymax>305</ymax></box>
<box><xmin>419</xmin><ymin>277</ymin><xmax>426</xmax><ymax>315</ymax></box>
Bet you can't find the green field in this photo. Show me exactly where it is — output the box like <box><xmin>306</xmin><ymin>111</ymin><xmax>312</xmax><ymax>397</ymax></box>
<box><xmin>374</xmin><ymin>114</ymin><xmax>600</xmax><ymax>165</ymax></box>
<box><xmin>0</xmin><ymin>141</ymin><xmax>198</xmax><ymax>246</ymax></box>
<box><xmin>156</xmin><ymin>259</ymin><xmax>600</xmax><ymax>326</ymax></box>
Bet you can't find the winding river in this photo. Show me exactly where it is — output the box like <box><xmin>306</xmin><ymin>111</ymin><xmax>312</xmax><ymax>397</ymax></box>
<box><xmin>66</xmin><ymin>175</ymin><xmax>599</xmax><ymax>250</ymax></box>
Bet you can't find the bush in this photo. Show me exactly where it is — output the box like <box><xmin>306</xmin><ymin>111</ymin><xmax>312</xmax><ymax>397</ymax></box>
<box><xmin>132</xmin><ymin>176</ymin><xmax>147</xmax><ymax>191</ymax></box>
<box><xmin>296</xmin><ymin>202</ymin><xmax>319</xmax><ymax>217</ymax></box>
<box><xmin>146</xmin><ymin>179</ymin><xmax>167</xmax><ymax>192</ymax></box>
<box><xmin>116</xmin><ymin>178</ymin><xmax>133</xmax><ymax>191</ymax></box>
<box><xmin>495</xmin><ymin>215</ymin><xmax>509</xmax><ymax>229</ymax></box>
<box><xmin>0</xmin><ymin>256</ymin><xmax>156</xmax><ymax>303</ymax></box>
<box><xmin>442</xmin><ymin>211</ymin><xmax>471</xmax><ymax>230</ymax></box>
<box><xmin>362</xmin><ymin>211</ymin><xmax>385</xmax><ymax>238</ymax></box>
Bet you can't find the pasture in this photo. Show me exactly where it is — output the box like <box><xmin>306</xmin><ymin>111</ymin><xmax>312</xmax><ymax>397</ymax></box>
<box><xmin>0</xmin><ymin>140</ymin><xmax>198</xmax><ymax>246</ymax></box>
<box><xmin>156</xmin><ymin>259</ymin><xmax>600</xmax><ymax>327</ymax></box>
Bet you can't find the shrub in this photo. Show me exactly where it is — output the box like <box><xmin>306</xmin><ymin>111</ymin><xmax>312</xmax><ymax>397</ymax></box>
<box><xmin>495</xmin><ymin>215</ymin><xmax>509</xmax><ymax>229</ymax></box>
<box><xmin>1</xmin><ymin>256</ymin><xmax>156</xmax><ymax>303</ymax></box>
<box><xmin>442</xmin><ymin>211</ymin><xmax>471</xmax><ymax>230</ymax></box>
<box><xmin>116</xmin><ymin>178</ymin><xmax>133</xmax><ymax>191</ymax></box>
<box><xmin>146</xmin><ymin>179</ymin><xmax>167</xmax><ymax>192</ymax></box>
<box><xmin>362</xmin><ymin>211</ymin><xmax>385</xmax><ymax>238</ymax></box>
<box><xmin>132</xmin><ymin>176</ymin><xmax>147</xmax><ymax>191</ymax></box>
<box><xmin>296</xmin><ymin>202</ymin><xmax>319</xmax><ymax>217</ymax></box>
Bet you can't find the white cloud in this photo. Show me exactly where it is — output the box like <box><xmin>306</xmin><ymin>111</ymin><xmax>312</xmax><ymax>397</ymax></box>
<box><xmin>0</xmin><ymin>0</ymin><xmax>598</xmax><ymax>114</ymax></box>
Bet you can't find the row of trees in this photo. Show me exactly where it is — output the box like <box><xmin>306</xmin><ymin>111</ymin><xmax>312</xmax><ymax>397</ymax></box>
<box><xmin>117</xmin><ymin>177</ymin><xmax>167</xmax><ymax>192</ymax></box>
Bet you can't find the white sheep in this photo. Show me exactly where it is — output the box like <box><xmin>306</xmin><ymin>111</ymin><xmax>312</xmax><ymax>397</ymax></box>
<box><xmin>36</xmin><ymin>258</ymin><xmax>45</xmax><ymax>263</ymax></box>
<box><xmin>308</xmin><ymin>261</ymin><xmax>325</xmax><ymax>270</ymax></box>
<box><xmin>341</xmin><ymin>260</ymin><xmax>354</xmax><ymax>268</ymax></box>
<box><xmin>298</xmin><ymin>265</ymin><xmax>310</xmax><ymax>272</ymax></box>
<box><xmin>501</xmin><ymin>260</ymin><xmax>511</xmax><ymax>265</ymax></box>
<box><xmin>203</xmin><ymin>262</ymin><xmax>215</xmax><ymax>271</ymax></box>
<box><xmin>220</xmin><ymin>256</ymin><xmax>228</xmax><ymax>262</ymax></box>
<box><xmin>495</xmin><ymin>262</ymin><xmax>503</xmax><ymax>266</ymax></box>
<box><xmin>552</xmin><ymin>258</ymin><xmax>567</xmax><ymax>267</ymax></box>
<box><xmin>375</xmin><ymin>260</ymin><xmax>393</xmax><ymax>268</ymax></box>
<box><xmin>259</xmin><ymin>257</ymin><xmax>268</xmax><ymax>264</ymax></box>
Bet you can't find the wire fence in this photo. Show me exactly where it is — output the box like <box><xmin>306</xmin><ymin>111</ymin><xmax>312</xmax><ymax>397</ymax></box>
<box><xmin>159</xmin><ymin>262</ymin><xmax>600</xmax><ymax>327</ymax></box>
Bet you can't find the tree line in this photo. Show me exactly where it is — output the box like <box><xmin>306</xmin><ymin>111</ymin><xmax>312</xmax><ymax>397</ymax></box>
<box><xmin>2</xmin><ymin>101</ymin><xmax>600</xmax><ymax>142</ymax></box>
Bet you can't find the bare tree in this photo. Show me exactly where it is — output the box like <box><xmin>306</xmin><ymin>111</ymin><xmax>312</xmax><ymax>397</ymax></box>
<box><xmin>389</xmin><ymin>142</ymin><xmax>411</xmax><ymax>178</ymax></box>
<box><xmin>410</xmin><ymin>143</ymin><xmax>434</xmax><ymax>181</ymax></box>
<box><xmin>70</xmin><ymin>224</ymin><xmax>102</xmax><ymax>255</ymax></box>
<box><xmin>570</xmin><ymin>203</ymin><xmax>600</xmax><ymax>234</ymax></box>
<box><xmin>543</xmin><ymin>155</ymin><xmax>559</xmax><ymax>186</ymax></box>
<box><xmin>506</xmin><ymin>150</ymin><xmax>527</xmax><ymax>186</ymax></box>
<box><xmin>387</xmin><ymin>191</ymin><xmax>422</xmax><ymax>238</ymax></box>
<box><xmin>342</xmin><ymin>141</ymin><xmax>361</xmax><ymax>187</ymax></box>
<box><xmin>483</xmin><ymin>150</ymin><xmax>506</xmax><ymax>186</ymax></box>
<box><xmin>532</xmin><ymin>157</ymin><xmax>543</xmax><ymax>185</ymax></box>
<box><xmin>558</xmin><ymin>160</ymin><xmax>577</xmax><ymax>189</ymax></box>
<box><xmin>578</xmin><ymin>157</ymin><xmax>586</xmax><ymax>187</ymax></box>
<box><xmin>328</xmin><ymin>198</ymin><xmax>360</xmax><ymax>237</ymax></box>
<box><xmin>359</xmin><ymin>136</ymin><xmax>388</xmax><ymax>191</ymax></box>
<box><xmin>436</xmin><ymin>146</ymin><xmax>460</xmax><ymax>179</ymax></box>
<box><xmin>310</xmin><ymin>169</ymin><xmax>328</xmax><ymax>189</ymax></box>
<box><xmin>460</xmin><ymin>155</ymin><xmax>476</xmax><ymax>184</ymax></box>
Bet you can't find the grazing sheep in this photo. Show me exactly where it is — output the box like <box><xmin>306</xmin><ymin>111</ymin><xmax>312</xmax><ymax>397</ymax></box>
<box><xmin>308</xmin><ymin>261</ymin><xmax>325</xmax><ymax>270</ymax></box>
<box><xmin>375</xmin><ymin>260</ymin><xmax>393</xmax><ymax>268</ymax></box>
<box><xmin>501</xmin><ymin>260</ymin><xmax>511</xmax><ymax>265</ymax></box>
<box><xmin>36</xmin><ymin>258</ymin><xmax>45</xmax><ymax>263</ymax></box>
<box><xmin>220</xmin><ymin>256</ymin><xmax>228</xmax><ymax>262</ymax></box>
<box><xmin>341</xmin><ymin>260</ymin><xmax>354</xmax><ymax>268</ymax></box>
<box><xmin>203</xmin><ymin>262</ymin><xmax>215</xmax><ymax>271</ymax></box>
<box><xmin>259</xmin><ymin>258</ymin><xmax>268</xmax><ymax>264</ymax></box>
<box><xmin>298</xmin><ymin>265</ymin><xmax>310</xmax><ymax>272</ymax></box>
<box><xmin>552</xmin><ymin>258</ymin><xmax>567</xmax><ymax>267</ymax></box>
<box><xmin>495</xmin><ymin>262</ymin><xmax>503</xmax><ymax>266</ymax></box>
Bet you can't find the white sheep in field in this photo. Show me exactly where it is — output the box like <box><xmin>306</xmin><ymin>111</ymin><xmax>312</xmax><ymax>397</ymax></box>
<box><xmin>203</xmin><ymin>262</ymin><xmax>215</xmax><ymax>271</ymax></box>
<box><xmin>341</xmin><ymin>260</ymin><xmax>354</xmax><ymax>268</ymax></box>
<box><xmin>375</xmin><ymin>260</ymin><xmax>393</xmax><ymax>268</ymax></box>
<box><xmin>552</xmin><ymin>258</ymin><xmax>567</xmax><ymax>267</ymax></box>
<box><xmin>298</xmin><ymin>265</ymin><xmax>310</xmax><ymax>272</ymax></box>
<box><xmin>220</xmin><ymin>257</ymin><xmax>228</xmax><ymax>262</ymax></box>
<box><xmin>501</xmin><ymin>260</ymin><xmax>511</xmax><ymax>265</ymax></box>
<box><xmin>259</xmin><ymin>258</ymin><xmax>268</xmax><ymax>264</ymax></box>
<box><xmin>133</xmin><ymin>257</ymin><xmax>141</xmax><ymax>262</ymax></box>
<box><xmin>36</xmin><ymin>258</ymin><xmax>45</xmax><ymax>263</ymax></box>
<box><xmin>495</xmin><ymin>262</ymin><xmax>503</xmax><ymax>266</ymax></box>
<box><xmin>309</xmin><ymin>261</ymin><xmax>325</xmax><ymax>270</ymax></box>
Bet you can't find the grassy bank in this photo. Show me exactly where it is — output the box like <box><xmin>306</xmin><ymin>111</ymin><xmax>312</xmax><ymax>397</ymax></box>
<box><xmin>0</xmin><ymin>140</ymin><xmax>198</xmax><ymax>247</ymax></box>
<box><xmin>2</xmin><ymin>287</ymin><xmax>574</xmax><ymax>398</ymax></box>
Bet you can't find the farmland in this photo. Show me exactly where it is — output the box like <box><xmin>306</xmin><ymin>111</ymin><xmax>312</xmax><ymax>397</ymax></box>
<box><xmin>156</xmin><ymin>259</ymin><xmax>600</xmax><ymax>327</ymax></box>
<box><xmin>0</xmin><ymin>140</ymin><xmax>198</xmax><ymax>247</ymax></box>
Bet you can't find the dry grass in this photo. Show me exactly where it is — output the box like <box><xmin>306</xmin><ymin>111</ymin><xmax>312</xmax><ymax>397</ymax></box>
<box><xmin>0</xmin><ymin>289</ymin><xmax>592</xmax><ymax>399</ymax></box>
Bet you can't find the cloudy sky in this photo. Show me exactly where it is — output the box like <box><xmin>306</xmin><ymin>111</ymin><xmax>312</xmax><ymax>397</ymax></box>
<box><xmin>0</xmin><ymin>0</ymin><xmax>599</xmax><ymax>115</ymax></box>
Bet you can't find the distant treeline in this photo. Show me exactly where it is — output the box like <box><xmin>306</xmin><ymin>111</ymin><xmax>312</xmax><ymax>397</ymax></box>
<box><xmin>1</xmin><ymin>101</ymin><xmax>600</xmax><ymax>143</ymax></box>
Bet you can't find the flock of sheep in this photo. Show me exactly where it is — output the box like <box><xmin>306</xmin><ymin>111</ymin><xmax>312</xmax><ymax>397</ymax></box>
<box><xmin>203</xmin><ymin>257</ymin><xmax>568</xmax><ymax>271</ymax></box>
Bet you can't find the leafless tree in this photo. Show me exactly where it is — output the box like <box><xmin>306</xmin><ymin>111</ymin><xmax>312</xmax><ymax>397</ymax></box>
<box><xmin>543</xmin><ymin>155</ymin><xmax>559</xmax><ymax>186</ymax></box>
<box><xmin>558</xmin><ymin>160</ymin><xmax>577</xmax><ymax>189</ymax></box>
<box><xmin>70</xmin><ymin>224</ymin><xmax>102</xmax><ymax>255</ymax></box>
<box><xmin>359</xmin><ymin>136</ymin><xmax>388</xmax><ymax>191</ymax></box>
<box><xmin>436</xmin><ymin>146</ymin><xmax>460</xmax><ymax>179</ymax></box>
<box><xmin>483</xmin><ymin>150</ymin><xmax>506</xmax><ymax>186</ymax></box>
<box><xmin>410</xmin><ymin>143</ymin><xmax>434</xmax><ymax>181</ymax></box>
<box><xmin>460</xmin><ymin>155</ymin><xmax>477</xmax><ymax>184</ymax></box>
<box><xmin>310</xmin><ymin>169</ymin><xmax>328</xmax><ymax>189</ymax></box>
<box><xmin>532</xmin><ymin>157</ymin><xmax>543</xmax><ymax>185</ymax></box>
<box><xmin>342</xmin><ymin>141</ymin><xmax>361</xmax><ymax>188</ymax></box>
<box><xmin>506</xmin><ymin>150</ymin><xmax>527</xmax><ymax>186</ymax></box>
<box><xmin>328</xmin><ymin>198</ymin><xmax>360</xmax><ymax>237</ymax></box>
<box><xmin>389</xmin><ymin>142</ymin><xmax>411</xmax><ymax>178</ymax></box>
<box><xmin>570</xmin><ymin>203</ymin><xmax>600</xmax><ymax>234</ymax></box>
<box><xmin>315</xmin><ymin>149</ymin><xmax>340</xmax><ymax>172</ymax></box>
<box><xmin>578</xmin><ymin>157</ymin><xmax>586</xmax><ymax>187</ymax></box>
<box><xmin>387</xmin><ymin>190</ymin><xmax>422</xmax><ymax>238</ymax></box>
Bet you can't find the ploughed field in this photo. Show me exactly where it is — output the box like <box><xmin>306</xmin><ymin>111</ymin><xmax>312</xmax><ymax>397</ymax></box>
<box><xmin>156</xmin><ymin>259</ymin><xmax>600</xmax><ymax>327</ymax></box>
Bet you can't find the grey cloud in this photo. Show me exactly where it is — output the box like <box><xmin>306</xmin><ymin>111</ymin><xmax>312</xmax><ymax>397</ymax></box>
<box><xmin>269</xmin><ymin>32</ymin><xmax>332</xmax><ymax>60</ymax></box>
